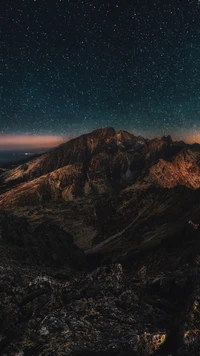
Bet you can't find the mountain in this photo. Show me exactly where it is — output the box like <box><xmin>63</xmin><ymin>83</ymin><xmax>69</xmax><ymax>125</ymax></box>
<box><xmin>0</xmin><ymin>128</ymin><xmax>199</xmax><ymax>249</ymax></box>
<box><xmin>0</xmin><ymin>128</ymin><xmax>189</xmax><ymax>203</ymax></box>
<box><xmin>1</xmin><ymin>128</ymin><xmax>200</xmax><ymax>355</ymax></box>
<box><xmin>0</xmin><ymin>128</ymin><xmax>200</xmax><ymax>248</ymax></box>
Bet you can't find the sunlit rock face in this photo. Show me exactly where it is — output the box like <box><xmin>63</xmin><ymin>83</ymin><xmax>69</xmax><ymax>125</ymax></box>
<box><xmin>149</xmin><ymin>149</ymin><xmax>200</xmax><ymax>189</ymax></box>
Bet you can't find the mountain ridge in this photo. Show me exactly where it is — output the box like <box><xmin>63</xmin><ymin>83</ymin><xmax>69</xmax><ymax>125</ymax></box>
<box><xmin>0</xmin><ymin>128</ymin><xmax>194</xmax><ymax>203</ymax></box>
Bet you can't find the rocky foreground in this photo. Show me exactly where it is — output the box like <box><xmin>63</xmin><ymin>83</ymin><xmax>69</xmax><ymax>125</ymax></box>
<box><xmin>1</xmin><ymin>212</ymin><xmax>200</xmax><ymax>356</ymax></box>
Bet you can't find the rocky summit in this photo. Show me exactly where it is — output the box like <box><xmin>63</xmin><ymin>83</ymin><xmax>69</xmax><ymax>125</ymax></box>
<box><xmin>1</xmin><ymin>128</ymin><xmax>200</xmax><ymax>355</ymax></box>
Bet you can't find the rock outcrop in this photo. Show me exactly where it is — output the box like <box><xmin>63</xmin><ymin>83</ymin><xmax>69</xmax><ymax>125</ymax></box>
<box><xmin>0</xmin><ymin>260</ymin><xmax>170</xmax><ymax>355</ymax></box>
<box><xmin>1</xmin><ymin>239</ymin><xmax>200</xmax><ymax>355</ymax></box>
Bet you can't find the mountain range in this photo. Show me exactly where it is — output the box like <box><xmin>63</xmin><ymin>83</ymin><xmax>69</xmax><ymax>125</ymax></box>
<box><xmin>1</xmin><ymin>128</ymin><xmax>200</xmax><ymax>355</ymax></box>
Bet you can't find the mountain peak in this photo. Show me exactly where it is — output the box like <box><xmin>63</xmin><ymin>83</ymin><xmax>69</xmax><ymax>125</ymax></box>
<box><xmin>161</xmin><ymin>135</ymin><xmax>173</xmax><ymax>143</ymax></box>
<box><xmin>88</xmin><ymin>127</ymin><xmax>116</xmax><ymax>139</ymax></box>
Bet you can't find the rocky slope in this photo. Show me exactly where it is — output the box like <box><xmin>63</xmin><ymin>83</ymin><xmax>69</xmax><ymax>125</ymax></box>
<box><xmin>149</xmin><ymin>149</ymin><xmax>200</xmax><ymax>189</ymax></box>
<box><xmin>1</xmin><ymin>211</ymin><xmax>200</xmax><ymax>355</ymax></box>
<box><xmin>85</xmin><ymin>185</ymin><xmax>200</xmax><ymax>259</ymax></box>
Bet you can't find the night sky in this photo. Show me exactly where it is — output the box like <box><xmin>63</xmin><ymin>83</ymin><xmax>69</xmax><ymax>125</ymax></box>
<box><xmin>1</xmin><ymin>0</ymin><xmax>200</xmax><ymax>148</ymax></box>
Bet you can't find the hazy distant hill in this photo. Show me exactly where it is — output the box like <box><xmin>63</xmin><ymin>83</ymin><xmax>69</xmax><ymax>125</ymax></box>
<box><xmin>0</xmin><ymin>150</ymin><xmax>44</xmax><ymax>168</ymax></box>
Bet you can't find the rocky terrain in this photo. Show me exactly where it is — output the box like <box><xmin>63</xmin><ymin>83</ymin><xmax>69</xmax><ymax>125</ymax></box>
<box><xmin>1</xmin><ymin>211</ymin><xmax>200</xmax><ymax>355</ymax></box>
<box><xmin>1</xmin><ymin>128</ymin><xmax>200</xmax><ymax>355</ymax></box>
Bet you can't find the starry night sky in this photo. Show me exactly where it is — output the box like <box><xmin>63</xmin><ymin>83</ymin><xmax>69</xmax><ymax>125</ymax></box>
<box><xmin>1</xmin><ymin>0</ymin><xmax>200</xmax><ymax>148</ymax></box>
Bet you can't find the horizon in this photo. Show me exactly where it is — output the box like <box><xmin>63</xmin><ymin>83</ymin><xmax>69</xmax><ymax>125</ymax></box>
<box><xmin>0</xmin><ymin>128</ymin><xmax>199</xmax><ymax>152</ymax></box>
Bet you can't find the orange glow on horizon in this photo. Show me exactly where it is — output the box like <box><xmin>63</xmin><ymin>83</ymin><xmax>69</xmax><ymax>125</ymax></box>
<box><xmin>0</xmin><ymin>135</ymin><xmax>67</xmax><ymax>149</ymax></box>
<box><xmin>0</xmin><ymin>131</ymin><xmax>200</xmax><ymax>150</ymax></box>
<box><xmin>185</xmin><ymin>134</ymin><xmax>200</xmax><ymax>144</ymax></box>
